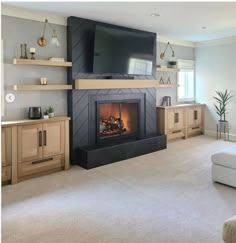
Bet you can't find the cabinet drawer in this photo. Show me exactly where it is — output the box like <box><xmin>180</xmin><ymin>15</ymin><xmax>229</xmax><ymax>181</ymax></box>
<box><xmin>188</xmin><ymin>126</ymin><xmax>203</xmax><ymax>135</ymax></box>
<box><xmin>167</xmin><ymin>130</ymin><xmax>185</xmax><ymax>140</ymax></box>
<box><xmin>18</xmin><ymin>155</ymin><xmax>64</xmax><ymax>178</ymax></box>
<box><xmin>2</xmin><ymin>166</ymin><xmax>11</xmax><ymax>182</ymax></box>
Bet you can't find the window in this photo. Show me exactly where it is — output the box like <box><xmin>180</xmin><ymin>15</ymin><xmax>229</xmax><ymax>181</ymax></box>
<box><xmin>177</xmin><ymin>59</ymin><xmax>195</xmax><ymax>102</ymax></box>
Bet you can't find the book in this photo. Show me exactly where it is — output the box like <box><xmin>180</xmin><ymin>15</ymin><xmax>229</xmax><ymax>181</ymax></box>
<box><xmin>49</xmin><ymin>57</ymin><xmax>65</xmax><ymax>62</ymax></box>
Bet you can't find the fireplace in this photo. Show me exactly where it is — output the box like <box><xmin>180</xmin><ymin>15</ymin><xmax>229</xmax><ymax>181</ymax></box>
<box><xmin>69</xmin><ymin>90</ymin><xmax>166</xmax><ymax>169</ymax></box>
<box><xmin>97</xmin><ymin>100</ymin><xmax>140</xmax><ymax>143</ymax></box>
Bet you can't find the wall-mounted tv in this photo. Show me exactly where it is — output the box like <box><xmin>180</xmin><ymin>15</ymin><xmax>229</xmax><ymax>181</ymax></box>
<box><xmin>93</xmin><ymin>24</ymin><xmax>155</xmax><ymax>76</ymax></box>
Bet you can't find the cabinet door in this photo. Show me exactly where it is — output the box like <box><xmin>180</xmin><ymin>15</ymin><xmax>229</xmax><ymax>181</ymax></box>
<box><xmin>43</xmin><ymin>121</ymin><xmax>64</xmax><ymax>158</ymax></box>
<box><xmin>187</xmin><ymin>107</ymin><xmax>202</xmax><ymax>128</ymax></box>
<box><xmin>2</xmin><ymin>127</ymin><xmax>12</xmax><ymax>166</ymax></box>
<box><xmin>166</xmin><ymin>110</ymin><xmax>176</xmax><ymax>131</ymax></box>
<box><xmin>175</xmin><ymin>109</ymin><xmax>185</xmax><ymax>130</ymax></box>
<box><xmin>18</xmin><ymin>124</ymin><xmax>43</xmax><ymax>163</ymax></box>
<box><xmin>167</xmin><ymin>109</ymin><xmax>184</xmax><ymax>131</ymax></box>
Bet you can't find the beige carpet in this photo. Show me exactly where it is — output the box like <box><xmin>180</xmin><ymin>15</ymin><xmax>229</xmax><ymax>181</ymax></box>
<box><xmin>2</xmin><ymin>135</ymin><xmax>236</xmax><ymax>243</ymax></box>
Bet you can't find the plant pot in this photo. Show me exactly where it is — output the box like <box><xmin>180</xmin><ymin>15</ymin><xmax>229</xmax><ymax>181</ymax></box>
<box><xmin>168</xmin><ymin>61</ymin><xmax>177</xmax><ymax>68</ymax></box>
<box><xmin>43</xmin><ymin>115</ymin><xmax>49</xmax><ymax>119</ymax></box>
<box><xmin>218</xmin><ymin>120</ymin><xmax>228</xmax><ymax>132</ymax></box>
<box><xmin>48</xmin><ymin>113</ymin><xmax>54</xmax><ymax>118</ymax></box>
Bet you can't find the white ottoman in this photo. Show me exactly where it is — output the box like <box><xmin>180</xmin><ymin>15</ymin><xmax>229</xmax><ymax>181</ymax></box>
<box><xmin>211</xmin><ymin>147</ymin><xmax>236</xmax><ymax>188</ymax></box>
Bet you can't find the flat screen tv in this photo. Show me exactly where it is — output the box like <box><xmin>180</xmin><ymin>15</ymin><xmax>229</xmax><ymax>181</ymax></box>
<box><xmin>93</xmin><ymin>24</ymin><xmax>155</xmax><ymax>75</ymax></box>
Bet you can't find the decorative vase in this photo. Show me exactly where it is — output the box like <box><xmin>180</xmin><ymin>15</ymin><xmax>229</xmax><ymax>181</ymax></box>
<box><xmin>48</xmin><ymin>113</ymin><xmax>54</xmax><ymax>118</ymax></box>
<box><xmin>43</xmin><ymin>115</ymin><xmax>49</xmax><ymax>119</ymax></box>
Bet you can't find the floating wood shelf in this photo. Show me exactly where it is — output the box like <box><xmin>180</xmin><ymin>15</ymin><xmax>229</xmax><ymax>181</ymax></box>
<box><xmin>13</xmin><ymin>85</ymin><xmax>72</xmax><ymax>91</ymax></box>
<box><xmin>13</xmin><ymin>58</ymin><xmax>72</xmax><ymax>67</ymax></box>
<box><xmin>74</xmin><ymin>79</ymin><xmax>159</xmax><ymax>90</ymax></box>
<box><xmin>156</xmin><ymin>67</ymin><xmax>179</xmax><ymax>72</ymax></box>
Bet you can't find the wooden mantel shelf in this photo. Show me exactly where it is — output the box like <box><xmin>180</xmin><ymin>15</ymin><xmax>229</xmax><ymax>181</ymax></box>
<box><xmin>13</xmin><ymin>58</ymin><xmax>72</xmax><ymax>67</ymax></box>
<box><xmin>74</xmin><ymin>79</ymin><xmax>159</xmax><ymax>90</ymax></box>
<box><xmin>13</xmin><ymin>85</ymin><xmax>72</xmax><ymax>91</ymax></box>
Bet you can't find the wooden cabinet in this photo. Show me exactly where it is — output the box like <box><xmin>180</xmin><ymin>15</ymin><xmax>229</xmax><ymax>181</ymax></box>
<box><xmin>18</xmin><ymin>124</ymin><xmax>43</xmax><ymax>163</ymax></box>
<box><xmin>42</xmin><ymin>122</ymin><xmax>64</xmax><ymax>157</ymax></box>
<box><xmin>17</xmin><ymin>121</ymin><xmax>65</xmax><ymax>163</ymax></box>
<box><xmin>157</xmin><ymin>104</ymin><xmax>204</xmax><ymax>141</ymax></box>
<box><xmin>161</xmin><ymin>107</ymin><xmax>186</xmax><ymax>140</ymax></box>
<box><xmin>2</xmin><ymin>127</ymin><xmax>12</xmax><ymax>183</ymax></box>
<box><xmin>186</xmin><ymin>106</ymin><xmax>204</xmax><ymax>137</ymax></box>
<box><xmin>2</xmin><ymin>127</ymin><xmax>12</xmax><ymax>166</ymax></box>
<box><xmin>1</xmin><ymin>117</ymin><xmax>70</xmax><ymax>184</ymax></box>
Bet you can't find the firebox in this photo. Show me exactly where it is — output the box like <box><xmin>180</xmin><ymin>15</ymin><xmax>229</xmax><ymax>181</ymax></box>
<box><xmin>96</xmin><ymin>100</ymin><xmax>140</xmax><ymax>143</ymax></box>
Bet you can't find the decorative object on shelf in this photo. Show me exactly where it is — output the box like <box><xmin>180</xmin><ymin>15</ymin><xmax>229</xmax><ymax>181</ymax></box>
<box><xmin>5</xmin><ymin>93</ymin><xmax>15</xmax><ymax>103</ymax></box>
<box><xmin>160</xmin><ymin>76</ymin><xmax>164</xmax><ymax>84</ymax></box>
<box><xmin>213</xmin><ymin>89</ymin><xmax>234</xmax><ymax>135</ymax></box>
<box><xmin>28</xmin><ymin>107</ymin><xmax>42</xmax><ymax>119</ymax></box>
<box><xmin>40</xmin><ymin>77</ymin><xmax>48</xmax><ymax>85</ymax></box>
<box><xmin>38</xmin><ymin>19</ymin><xmax>60</xmax><ymax>47</ymax></box>
<box><xmin>20</xmin><ymin>44</ymin><xmax>24</xmax><ymax>59</ymax></box>
<box><xmin>30</xmin><ymin>47</ymin><xmax>36</xmax><ymax>60</ymax></box>
<box><xmin>160</xmin><ymin>42</ymin><xmax>175</xmax><ymax>59</ymax></box>
<box><xmin>43</xmin><ymin>111</ymin><xmax>49</xmax><ymax>119</ymax></box>
<box><xmin>168</xmin><ymin>61</ymin><xmax>177</xmax><ymax>68</ymax></box>
<box><xmin>49</xmin><ymin>57</ymin><xmax>65</xmax><ymax>62</ymax></box>
<box><xmin>47</xmin><ymin>106</ymin><xmax>55</xmax><ymax>118</ymax></box>
<box><xmin>167</xmin><ymin>76</ymin><xmax>171</xmax><ymax>84</ymax></box>
<box><xmin>24</xmin><ymin>44</ymin><xmax>28</xmax><ymax>59</ymax></box>
<box><xmin>161</xmin><ymin>96</ymin><xmax>171</xmax><ymax>106</ymax></box>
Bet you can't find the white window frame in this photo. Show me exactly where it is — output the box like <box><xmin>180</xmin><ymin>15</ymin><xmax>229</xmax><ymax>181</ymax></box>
<box><xmin>177</xmin><ymin>59</ymin><xmax>195</xmax><ymax>103</ymax></box>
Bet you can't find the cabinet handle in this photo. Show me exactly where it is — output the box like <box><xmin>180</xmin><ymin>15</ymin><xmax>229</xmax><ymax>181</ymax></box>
<box><xmin>43</xmin><ymin>130</ymin><xmax>47</xmax><ymax>146</ymax></box>
<box><xmin>192</xmin><ymin>126</ymin><xmax>200</xmax><ymax>130</ymax></box>
<box><xmin>194</xmin><ymin>110</ymin><xmax>198</xmax><ymax>120</ymax></box>
<box><xmin>174</xmin><ymin>113</ymin><xmax>179</xmax><ymax>123</ymax></box>
<box><xmin>39</xmin><ymin>131</ymin><xmax>42</xmax><ymax>147</ymax></box>
<box><xmin>32</xmin><ymin>157</ymin><xmax>53</xmax><ymax>165</ymax></box>
<box><xmin>172</xmin><ymin>130</ymin><xmax>181</xmax><ymax>134</ymax></box>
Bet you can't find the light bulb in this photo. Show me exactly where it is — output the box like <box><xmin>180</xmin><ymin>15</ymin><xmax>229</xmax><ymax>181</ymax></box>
<box><xmin>50</xmin><ymin>30</ymin><xmax>60</xmax><ymax>47</ymax></box>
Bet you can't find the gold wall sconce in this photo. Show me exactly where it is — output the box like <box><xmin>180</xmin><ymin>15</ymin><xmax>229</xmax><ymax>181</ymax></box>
<box><xmin>160</xmin><ymin>42</ymin><xmax>175</xmax><ymax>59</ymax></box>
<box><xmin>38</xmin><ymin>19</ymin><xmax>60</xmax><ymax>47</ymax></box>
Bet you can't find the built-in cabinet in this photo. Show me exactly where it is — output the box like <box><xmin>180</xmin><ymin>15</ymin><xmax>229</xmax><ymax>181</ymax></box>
<box><xmin>1</xmin><ymin>117</ymin><xmax>70</xmax><ymax>185</ymax></box>
<box><xmin>157</xmin><ymin>104</ymin><xmax>204</xmax><ymax>141</ymax></box>
<box><xmin>2</xmin><ymin>127</ymin><xmax>12</xmax><ymax>183</ymax></box>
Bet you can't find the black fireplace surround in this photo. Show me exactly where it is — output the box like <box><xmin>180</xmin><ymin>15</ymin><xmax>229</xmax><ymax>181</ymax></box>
<box><xmin>67</xmin><ymin>16</ymin><xmax>167</xmax><ymax>168</ymax></box>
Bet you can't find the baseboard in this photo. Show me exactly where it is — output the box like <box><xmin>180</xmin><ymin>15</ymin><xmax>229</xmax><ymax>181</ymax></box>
<box><xmin>204</xmin><ymin>129</ymin><xmax>236</xmax><ymax>141</ymax></box>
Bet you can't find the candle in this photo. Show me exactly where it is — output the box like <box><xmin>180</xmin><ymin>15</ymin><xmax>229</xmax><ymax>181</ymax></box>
<box><xmin>30</xmin><ymin>47</ymin><xmax>35</xmax><ymax>53</ymax></box>
<box><xmin>40</xmin><ymin>77</ymin><xmax>47</xmax><ymax>85</ymax></box>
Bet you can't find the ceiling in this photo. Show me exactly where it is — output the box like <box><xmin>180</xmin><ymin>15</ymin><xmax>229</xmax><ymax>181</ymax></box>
<box><xmin>2</xmin><ymin>2</ymin><xmax>236</xmax><ymax>42</ymax></box>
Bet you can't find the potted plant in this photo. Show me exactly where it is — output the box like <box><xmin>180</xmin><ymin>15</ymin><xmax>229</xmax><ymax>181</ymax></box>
<box><xmin>168</xmin><ymin>61</ymin><xmax>177</xmax><ymax>68</ymax></box>
<box><xmin>43</xmin><ymin>110</ymin><xmax>49</xmax><ymax>119</ymax></box>
<box><xmin>47</xmin><ymin>106</ymin><xmax>55</xmax><ymax>118</ymax></box>
<box><xmin>213</xmin><ymin>89</ymin><xmax>233</xmax><ymax>131</ymax></box>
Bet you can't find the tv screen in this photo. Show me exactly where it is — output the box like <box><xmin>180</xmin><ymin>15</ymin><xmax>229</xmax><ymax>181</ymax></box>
<box><xmin>93</xmin><ymin>24</ymin><xmax>155</xmax><ymax>75</ymax></box>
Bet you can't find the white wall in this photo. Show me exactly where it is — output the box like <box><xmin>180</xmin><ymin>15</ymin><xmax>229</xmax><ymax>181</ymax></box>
<box><xmin>195</xmin><ymin>41</ymin><xmax>236</xmax><ymax>139</ymax></box>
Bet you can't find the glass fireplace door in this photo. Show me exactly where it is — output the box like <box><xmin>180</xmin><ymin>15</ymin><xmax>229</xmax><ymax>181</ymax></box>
<box><xmin>98</xmin><ymin>101</ymin><xmax>139</xmax><ymax>141</ymax></box>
